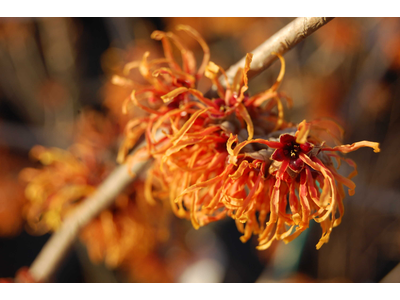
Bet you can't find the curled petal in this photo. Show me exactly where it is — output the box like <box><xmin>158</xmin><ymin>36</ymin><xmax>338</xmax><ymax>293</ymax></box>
<box><xmin>151</xmin><ymin>30</ymin><xmax>181</xmax><ymax>71</ymax></box>
<box><xmin>283</xmin><ymin>226</ymin><xmax>307</xmax><ymax>245</ymax></box>
<box><xmin>237</xmin><ymin>103</ymin><xmax>254</xmax><ymax>140</ymax></box>
<box><xmin>232</xmin><ymin>67</ymin><xmax>243</xmax><ymax>95</ymax></box>
<box><xmin>270</xmin><ymin>52</ymin><xmax>285</xmax><ymax>92</ymax></box>
<box><xmin>277</xmin><ymin>160</ymin><xmax>289</xmax><ymax>179</ymax></box>
<box><xmin>186</xmin><ymin>89</ymin><xmax>220</xmax><ymax>111</ymax></box>
<box><xmin>232</xmin><ymin>138</ymin><xmax>282</xmax><ymax>161</ymax></box>
<box><xmin>299</xmin><ymin>171</ymin><xmax>311</xmax><ymax>226</ymax></box>
<box><xmin>176</xmin><ymin>25</ymin><xmax>210</xmax><ymax>79</ymax></box>
<box><xmin>111</xmin><ymin>75</ymin><xmax>133</xmax><ymax>87</ymax></box>
<box><xmin>319</xmin><ymin>177</ymin><xmax>331</xmax><ymax>208</ymax></box>
<box><xmin>130</xmin><ymin>90</ymin><xmax>163</xmax><ymax>115</ymax></box>
<box><xmin>227</xmin><ymin>134</ymin><xmax>239</xmax><ymax>164</ymax></box>
<box><xmin>161</xmin><ymin>88</ymin><xmax>219</xmax><ymax>112</ymax></box>
<box><xmin>123</xmin><ymin>61</ymin><xmax>141</xmax><ymax>76</ymax></box>
<box><xmin>272</xmin><ymin>96</ymin><xmax>285</xmax><ymax>131</ymax></box>
<box><xmin>170</xmin><ymin>108</ymin><xmax>210</xmax><ymax>146</ymax></box>
<box><xmin>179</xmin><ymin>164</ymin><xmax>234</xmax><ymax>196</ymax></box>
<box><xmin>144</xmin><ymin>168</ymin><xmax>157</xmax><ymax>205</ymax></box>
<box><xmin>237</xmin><ymin>53</ymin><xmax>253</xmax><ymax>103</ymax></box>
<box><xmin>205</xmin><ymin>61</ymin><xmax>227</xmax><ymax>99</ymax></box>
<box><xmin>316</xmin><ymin>218</ymin><xmax>333</xmax><ymax>250</ymax></box>
<box><xmin>229</xmin><ymin>160</ymin><xmax>249</xmax><ymax>180</ymax></box>
<box><xmin>329</xmin><ymin>166</ymin><xmax>356</xmax><ymax>196</ymax></box>
<box><xmin>322</xmin><ymin>141</ymin><xmax>380</xmax><ymax>153</ymax></box>
<box><xmin>248</xmin><ymin>53</ymin><xmax>285</xmax><ymax>109</ymax></box>
<box><xmin>289</xmin><ymin>182</ymin><xmax>301</xmax><ymax>225</ymax></box>
<box><xmin>190</xmin><ymin>189</ymin><xmax>200</xmax><ymax>230</ymax></box>
<box><xmin>271</xmin><ymin>148</ymin><xmax>285</xmax><ymax>161</ymax></box>
<box><xmin>205</xmin><ymin>61</ymin><xmax>219</xmax><ymax>80</ymax></box>
<box><xmin>165</xmin><ymin>31</ymin><xmax>196</xmax><ymax>75</ymax></box>
<box><xmin>295</xmin><ymin>120</ymin><xmax>311</xmax><ymax>144</ymax></box>
<box><xmin>205</xmin><ymin>61</ymin><xmax>219</xmax><ymax>79</ymax></box>
<box><xmin>299</xmin><ymin>154</ymin><xmax>337</xmax><ymax>223</ymax></box>
<box><xmin>152</xmin><ymin>67</ymin><xmax>195</xmax><ymax>87</ymax></box>
<box><xmin>161</xmin><ymin>87</ymin><xmax>188</xmax><ymax>103</ymax></box>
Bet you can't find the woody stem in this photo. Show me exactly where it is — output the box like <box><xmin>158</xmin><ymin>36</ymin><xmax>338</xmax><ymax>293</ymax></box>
<box><xmin>222</xmin><ymin>17</ymin><xmax>334</xmax><ymax>85</ymax></box>
<box><xmin>29</xmin><ymin>150</ymin><xmax>151</xmax><ymax>282</ymax></box>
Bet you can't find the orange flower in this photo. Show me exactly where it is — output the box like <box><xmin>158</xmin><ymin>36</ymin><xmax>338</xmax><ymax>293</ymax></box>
<box><xmin>79</xmin><ymin>180</ymin><xmax>172</xmax><ymax>282</ymax></box>
<box><xmin>124</xmin><ymin>56</ymin><xmax>290</xmax><ymax>232</ymax></box>
<box><xmin>114</xmin><ymin>25</ymin><xmax>210</xmax><ymax>163</ymax></box>
<box><xmin>20</xmin><ymin>110</ymin><xmax>173</xmax><ymax>282</ymax></box>
<box><xmin>21</xmin><ymin>111</ymin><xmax>118</xmax><ymax>234</ymax></box>
<box><xmin>217</xmin><ymin>119</ymin><xmax>379</xmax><ymax>249</ymax></box>
<box><xmin>117</xmin><ymin>25</ymin><xmax>380</xmax><ymax>251</ymax></box>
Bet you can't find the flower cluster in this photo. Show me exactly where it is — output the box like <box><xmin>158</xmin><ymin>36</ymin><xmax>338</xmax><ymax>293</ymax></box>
<box><xmin>118</xmin><ymin>25</ymin><xmax>380</xmax><ymax>250</ymax></box>
<box><xmin>114</xmin><ymin>25</ymin><xmax>210</xmax><ymax>164</ymax></box>
<box><xmin>20</xmin><ymin>110</ymin><xmax>119</xmax><ymax>234</ymax></box>
<box><xmin>20</xmin><ymin>110</ymin><xmax>173</xmax><ymax>282</ymax></box>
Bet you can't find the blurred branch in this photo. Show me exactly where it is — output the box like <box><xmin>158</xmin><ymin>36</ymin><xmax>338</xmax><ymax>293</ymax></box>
<box><xmin>222</xmin><ymin>17</ymin><xmax>334</xmax><ymax>84</ymax></box>
<box><xmin>380</xmin><ymin>263</ymin><xmax>400</xmax><ymax>283</ymax></box>
<box><xmin>29</xmin><ymin>154</ymin><xmax>151</xmax><ymax>282</ymax></box>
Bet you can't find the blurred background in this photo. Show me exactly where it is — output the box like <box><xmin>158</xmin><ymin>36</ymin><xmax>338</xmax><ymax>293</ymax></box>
<box><xmin>0</xmin><ymin>17</ymin><xmax>400</xmax><ymax>283</ymax></box>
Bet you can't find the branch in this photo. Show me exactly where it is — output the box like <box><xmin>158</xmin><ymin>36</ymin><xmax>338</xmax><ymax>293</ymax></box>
<box><xmin>29</xmin><ymin>153</ymin><xmax>151</xmax><ymax>282</ymax></box>
<box><xmin>223</xmin><ymin>17</ymin><xmax>334</xmax><ymax>84</ymax></box>
<box><xmin>27</xmin><ymin>18</ymin><xmax>334</xmax><ymax>283</ymax></box>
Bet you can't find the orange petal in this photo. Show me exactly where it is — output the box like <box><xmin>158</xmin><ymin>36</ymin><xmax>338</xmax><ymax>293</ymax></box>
<box><xmin>322</xmin><ymin>141</ymin><xmax>380</xmax><ymax>153</ymax></box>
<box><xmin>176</xmin><ymin>25</ymin><xmax>210</xmax><ymax>78</ymax></box>
<box><xmin>270</xmin><ymin>52</ymin><xmax>285</xmax><ymax>91</ymax></box>
<box><xmin>229</xmin><ymin>160</ymin><xmax>249</xmax><ymax>180</ymax></box>
<box><xmin>170</xmin><ymin>108</ymin><xmax>210</xmax><ymax>146</ymax></box>
<box><xmin>237</xmin><ymin>103</ymin><xmax>254</xmax><ymax>140</ymax></box>
<box><xmin>237</xmin><ymin>53</ymin><xmax>253</xmax><ymax>103</ymax></box>
<box><xmin>295</xmin><ymin>120</ymin><xmax>311</xmax><ymax>144</ymax></box>
<box><xmin>151</xmin><ymin>30</ymin><xmax>181</xmax><ymax>71</ymax></box>
<box><xmin>130</xmin><ymin>90</ymin><xmax>163</xmax><ymax>115</ymax></box>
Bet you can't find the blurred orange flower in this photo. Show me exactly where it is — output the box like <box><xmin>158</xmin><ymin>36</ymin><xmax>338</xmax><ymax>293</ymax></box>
<box><xmin>20</xmin><ymin>110</ymin><xmax>173</xmax><ymax>282</ymax></box>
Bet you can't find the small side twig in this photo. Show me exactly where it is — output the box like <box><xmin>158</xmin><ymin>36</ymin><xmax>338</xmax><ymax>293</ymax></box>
<box><xmin>223</xmin><ymin>17</ymin><xmax>334</xmax><ymax>84</ymax></box>
<box><xmin>29</xmin><ymin>155</ymin><xmax>151</xmax><ymax>283</ymax></box>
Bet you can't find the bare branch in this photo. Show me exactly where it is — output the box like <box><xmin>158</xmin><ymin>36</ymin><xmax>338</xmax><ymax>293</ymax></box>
<box><xmin>27</xmin><ymin>18</ymin><xmax>334</xmax><ymax>283</ymax></box>
<box><xmin>223</xmin><ymin>17</ymin><xmax>334</xmax><ymax>84</ymax></box>
<box><xmin>29</xmin><ymin>154</ymin><xmax>151</xmax><ymax>282</ymax></box>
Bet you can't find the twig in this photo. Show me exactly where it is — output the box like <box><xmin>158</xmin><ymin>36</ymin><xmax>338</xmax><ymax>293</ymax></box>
<box><xmin>223</xmin><ymin>17</ymin><xmax>334</xmax><ymax>84</ymax></box>
<box><xmin>29</xmin><ymin>154</ymin><xmax>151</xmax><ymax>282</ymax></box>
<box><xmin>27</xmin><ymin>18</ymin><xmax>334</xmax><ymax>283</ymax></box>
<box><xmin>380</xmin><ymin>262</ymin><xmax>400</xmax><ymax>283</ymax></box>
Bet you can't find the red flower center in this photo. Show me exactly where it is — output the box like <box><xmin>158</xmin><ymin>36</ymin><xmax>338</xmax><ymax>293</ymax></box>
<box><xmin>271</xmin><ymin>134</ymin><xmax>313</xmax><ymax>172</ymax></box>
<box><xmin>284</xmin><ymin>142</ymin><xmax>301</xmax><ymax>158</ymax></box>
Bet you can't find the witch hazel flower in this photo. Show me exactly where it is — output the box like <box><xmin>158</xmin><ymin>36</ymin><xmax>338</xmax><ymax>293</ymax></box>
<box><xmin>270</xmin><ymin>133</ymin><xmax>313</xmax><ymax>174</ymax></box>
<box><xmin>114</xmin><ymin>25</ymin><xmax>210</xmax><ymax>164</ymax></box>
<box><xmin>19</xmin><ymin>110</ymin><xmax>172</xmax><ymax>281</ymax></box>
<box><xmin>226</xmin><ymin>119</ymin><xmax>380</xmax><ymax>249</ymax></box>
<box><xmin>144</xmin><ymin>53</ymin><xmax>291</xmax><ymax>230</ymax></box>
<box><xmin>117</xmin><ymin>26</ymin><xmax>287</xmax><ymax>221</ymax></box>
<box><xmin>117</xmin><ymin>24</ymin><xmax>380</xmax><ymax>250</ymax></box>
